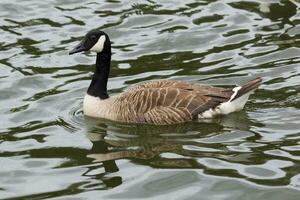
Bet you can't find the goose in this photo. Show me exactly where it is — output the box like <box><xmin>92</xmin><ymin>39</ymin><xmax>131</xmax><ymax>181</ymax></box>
<box><xmin>69</xmin><ymin>30</ymin><xmax>262</xmax><ymax>125</ymax></box>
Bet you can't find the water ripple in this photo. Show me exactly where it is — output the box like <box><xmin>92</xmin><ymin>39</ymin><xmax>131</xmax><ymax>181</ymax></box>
<box><xmin>1</xmin><ymin>0</ymin><xmax>300</xmax><ymax>199</ymax></box>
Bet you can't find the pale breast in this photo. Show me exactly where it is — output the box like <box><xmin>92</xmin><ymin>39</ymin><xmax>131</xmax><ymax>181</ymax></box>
<box><xmin>83</xmin><ymin>94</ymin><xmax>118</xmax><ymax>120</ymax></box>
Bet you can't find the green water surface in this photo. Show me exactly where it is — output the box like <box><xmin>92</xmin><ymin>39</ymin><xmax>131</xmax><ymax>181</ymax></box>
<box><xmin>0</xmin><ymin>0</ymin><xmax>300</xmax><ymax>199</ymax></box>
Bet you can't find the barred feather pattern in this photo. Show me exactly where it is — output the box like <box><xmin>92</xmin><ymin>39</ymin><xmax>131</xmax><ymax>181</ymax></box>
<box><xmin>108</xmin><ymin>80</ymin><xmax>233</xmax><ymax>125</ymax></box>
<box><xmin>84</xmin><ymin>78</ymin><xmax>261</xmax><ymax>125</ymax></box>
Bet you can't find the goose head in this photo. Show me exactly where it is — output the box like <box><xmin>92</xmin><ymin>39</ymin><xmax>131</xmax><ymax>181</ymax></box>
<box><xmin>69</xmin><ymin>30</ymin><xmax>111</xmax><ymax>55</ymax></box>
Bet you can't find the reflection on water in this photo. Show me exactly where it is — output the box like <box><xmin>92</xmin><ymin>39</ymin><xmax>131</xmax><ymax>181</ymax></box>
<box><xmin>84</xmin><ymin>113</ymin><xmax>284</xmax><ymax>186</ymax></box>
<box><xmin>1</xmin><ymin>0</ymin><xmax>300</xmax><ymax>199</ymax></box>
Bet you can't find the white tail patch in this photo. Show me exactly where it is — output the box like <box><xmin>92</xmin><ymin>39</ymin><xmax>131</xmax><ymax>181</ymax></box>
<box><xmin>229</xmin><ymin>86</ymin><xmax>241</xmax><ymax>101</ymax></box>
<box><xmin>198</xmin><ymin>86</ymin><xmax>253</xmax><ymax>119</ymax></box>
<box><xmin>90</xmin><ymin>35</ymin><xmax>106</xmax><ymax>53</ymax></box>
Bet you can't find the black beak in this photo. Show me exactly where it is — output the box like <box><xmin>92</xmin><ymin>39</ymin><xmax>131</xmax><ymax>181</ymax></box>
<box><xmin>69</xmin><ymin>42</ymin><xmax>86</xmax><ymax>55</ymax></box>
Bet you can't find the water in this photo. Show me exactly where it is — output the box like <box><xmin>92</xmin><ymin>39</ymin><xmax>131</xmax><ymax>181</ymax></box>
<box><xmin>0</xmin><ymin>0</ymin><xmax>300</xmax><ymax>199</ymax></box>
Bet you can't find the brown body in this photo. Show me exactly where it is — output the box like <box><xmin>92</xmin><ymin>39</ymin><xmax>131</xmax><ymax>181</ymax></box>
<box><xmin>83</xmin><ymin>78</ymin><xmax>262</xmax><ymax>125</ymax></box>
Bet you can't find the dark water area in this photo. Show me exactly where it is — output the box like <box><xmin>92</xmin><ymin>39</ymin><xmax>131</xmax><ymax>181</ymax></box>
<box><xmin>0</xmin><ymin>0</ymin><xmax>300</xmax><ymax>199</ymax></box>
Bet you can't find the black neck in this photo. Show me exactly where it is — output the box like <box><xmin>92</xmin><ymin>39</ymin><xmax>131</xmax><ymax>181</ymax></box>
<box><xmin>87</xmin><ymin>51</ymin><xmax>111</xmax><ymax>99</ymax></box>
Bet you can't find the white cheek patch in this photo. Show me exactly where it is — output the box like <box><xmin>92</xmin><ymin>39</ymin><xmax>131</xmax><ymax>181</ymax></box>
<box><xmin>90</xmin><ymin>35</ymin><xmax>106</xmax><ymax>53</ymax></box>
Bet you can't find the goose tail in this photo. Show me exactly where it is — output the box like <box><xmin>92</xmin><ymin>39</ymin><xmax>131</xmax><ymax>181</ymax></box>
<box><xmin>214</xmin><ymin>77</ymin><xmax>262</xmax><ymax>116</ymax></box>
<box><xmin>231</xmin><ymin>77</ymin><xmax>262</xmax><ymax>101</ymax></box>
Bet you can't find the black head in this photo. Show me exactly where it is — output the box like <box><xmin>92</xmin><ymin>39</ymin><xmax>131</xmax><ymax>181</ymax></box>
<box><xmin>69</xmin><ymin>30</ymin><xmax>110</xmax><ymax>55</ymax></box>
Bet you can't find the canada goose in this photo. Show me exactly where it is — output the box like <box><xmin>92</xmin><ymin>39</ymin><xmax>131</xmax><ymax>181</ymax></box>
<box><xmin>69</xmin><ymin>30</ymin><xmax>262</xmax><ymax>125</ymax></box>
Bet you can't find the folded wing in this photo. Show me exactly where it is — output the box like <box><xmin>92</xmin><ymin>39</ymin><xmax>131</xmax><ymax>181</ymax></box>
<box><xmin>117</xmin><ymin>81</ymin><xmax>233</xmax><ymax>125</ymax></box>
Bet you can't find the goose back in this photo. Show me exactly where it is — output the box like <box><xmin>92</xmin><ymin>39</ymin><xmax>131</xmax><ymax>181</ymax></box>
<box><xmin>111</xmin><ymin>80</ymin><xmax>234</xmax><ymax>125</ymax></box>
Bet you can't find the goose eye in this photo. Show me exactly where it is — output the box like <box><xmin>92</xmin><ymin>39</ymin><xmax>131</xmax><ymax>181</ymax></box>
<box><xmin>90</xmin><ymin>35</ymin><xmax>97</xmax><ymax>40</ymax></box>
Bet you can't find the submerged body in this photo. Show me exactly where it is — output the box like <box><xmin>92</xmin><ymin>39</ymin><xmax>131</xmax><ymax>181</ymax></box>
<box><xmin>69</xmin><ymin>30</ymin><xmax>262</xmax><ymax>125</ymax></box>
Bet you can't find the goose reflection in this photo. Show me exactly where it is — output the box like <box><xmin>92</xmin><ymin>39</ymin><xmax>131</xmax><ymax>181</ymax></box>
<box><xmin>85</xmin><ymin>111</ymin><xmax>264</xmax><ymax>171</ymax></box>
<box><xmin>83</xmin><ymin>127</ymin><xmax>122</xmax><ymax>188</ymax></box>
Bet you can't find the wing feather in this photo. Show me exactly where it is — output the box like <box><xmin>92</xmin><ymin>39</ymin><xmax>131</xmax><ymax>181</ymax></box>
<box><xmin>116</xmin><ymin>80</ymin><xmax>234</xmax><ymax>125</ymax></box>
<box><xmin>141</xmin><ymin>106</ymin><xmax>192</xmax><ymax>125</ymax></box>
